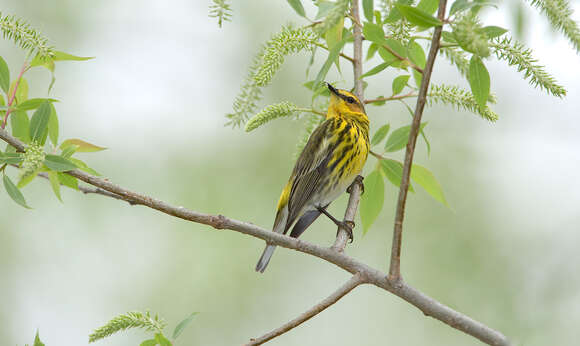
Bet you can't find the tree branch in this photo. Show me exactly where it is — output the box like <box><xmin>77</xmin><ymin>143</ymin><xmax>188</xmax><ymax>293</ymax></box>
<box><xmin>329</xmin><ymin>0</ymin><xmax>365</xmax><ymax>252</ymax></box>
<box><xmin>364</xmin><ymin>91</ymin><xmax>417</xmax><ymax>104</ymax></box>
<box><xmin>388</xmin><ymin>0</ymin><xmax>447</xmax><ymax>282</ymax></box>
<box><xmin>0</xmin><ymin>127</ymin><xmax>509</xmax><ymax>345</ymax></box>
<box><xmin>246</xmin><ymin>274</ymin><xmax>365</xmax><ymax>346</ymax></box>
<box><xmin>381</xmin><ymin>43</ymin><xmax>424</xmax><ymax>74</ymax></box>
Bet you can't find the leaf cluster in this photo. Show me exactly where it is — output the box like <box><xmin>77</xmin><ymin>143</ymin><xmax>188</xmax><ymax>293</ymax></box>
<box><xmin>0</xmin><ymin>11</ymin><xmax>54</xmax><ymax>60</ymax></box>
<box><xmin>528</xmin><ymin>0</ymin><xmax>580</xmax><ymax>52</ymax></box>
<box><xmin>226</xmin><ymin>26</ymin><xmax>316</xmax><ymax>127</ymax></box>
<box><xmin>0</xmin><ymin>43</ymin><xmax>100</xmax><ymax>208</ymax></box>
<box><xmin>209</xmin><ymin>0</ymin><xmax>233</xmax><ymax>28</ymax></box>
<box><xmin>88</xmin><ymin>310</ymin><xmax>198</xmax><ymax>345</ymax></box>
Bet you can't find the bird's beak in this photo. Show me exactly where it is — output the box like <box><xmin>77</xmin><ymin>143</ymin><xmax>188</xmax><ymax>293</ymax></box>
<box><xmin>327</xmin><ymin>82</ymin><xmax>339</xmax><ymax>96</ymax></box>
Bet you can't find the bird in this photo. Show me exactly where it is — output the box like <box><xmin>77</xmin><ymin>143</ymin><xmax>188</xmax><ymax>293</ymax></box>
<box><xmin>255</xmin><ymin>83</ymin><xmax>370</xmax><ymax>273</ymax></box>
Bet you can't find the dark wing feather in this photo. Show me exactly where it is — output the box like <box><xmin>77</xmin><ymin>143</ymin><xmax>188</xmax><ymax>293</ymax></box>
<box><xmin>284</xmin><ymin>119</ymin><xmax>334</xmax><ymax>230</ymax></box>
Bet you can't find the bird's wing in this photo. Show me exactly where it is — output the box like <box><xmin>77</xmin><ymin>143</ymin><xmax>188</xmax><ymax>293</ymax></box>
<box><xmin>285</xmin><ymin>119</ymin><xmax>334</xmax><ymax>230</ymax></box>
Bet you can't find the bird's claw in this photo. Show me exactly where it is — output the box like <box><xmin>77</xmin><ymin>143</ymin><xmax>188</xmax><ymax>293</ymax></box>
<box><xmin>347</xmin><ymin>175</ymin><xmax>365</xmax><ymax>195</ymax></box>
<box><xmin>336</xmin><ymin>220</ymin><xmax>355</xmax><ymax>243</ymax></box>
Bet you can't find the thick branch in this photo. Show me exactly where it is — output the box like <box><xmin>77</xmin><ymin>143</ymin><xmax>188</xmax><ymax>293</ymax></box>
<box><xmin>246</xmin><ymin>274</ymin><xmax>365</xmax><ymax>345</ymax></box>
<box><xmin>388</xmin><ymin>0</ymin><xmax>447</xmax><ymax>282</ymax></box>
<box><xmin>0</xmin><ymin>127</ymin><xmax>510</xmax><ymax>346</ymax></box>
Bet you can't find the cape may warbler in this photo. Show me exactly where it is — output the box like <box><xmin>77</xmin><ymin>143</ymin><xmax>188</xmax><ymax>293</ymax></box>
<box><xmin>256</xmin><ymin>83</ymin><xmax>370</xmax><ymax>272</ymax></box>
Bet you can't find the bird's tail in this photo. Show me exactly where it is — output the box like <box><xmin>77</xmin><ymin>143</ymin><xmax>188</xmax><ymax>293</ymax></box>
<box><xmin>255</xmin><ymin>206</ymin><xmax>288</xmax><ymax>273</ymax></box>
<box><xmin>255</xmin><ymin>244</ymin><xmax>276</xmax><ymax>273</ymax></box>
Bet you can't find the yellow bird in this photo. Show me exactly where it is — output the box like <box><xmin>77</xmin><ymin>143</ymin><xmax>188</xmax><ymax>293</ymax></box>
<box><xmin>256</xmin><ymin>83</ymin><xmax>370</xmax><ymax>272</ymax></box>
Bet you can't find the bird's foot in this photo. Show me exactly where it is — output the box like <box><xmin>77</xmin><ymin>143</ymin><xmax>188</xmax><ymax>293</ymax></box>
<box><xmin>316</xmin><ymin>206</ymin><xmax>355</xmax><ymax>243</ymax></box>
<box><xmin>347</xmin><ymin>175</ymin><xmax>365</xmax><ymax>195</ymax></box>
<box><xmin>335</xmin><ymin>220</ymin><xmax>355</xmax><ymax>243</ymax></box>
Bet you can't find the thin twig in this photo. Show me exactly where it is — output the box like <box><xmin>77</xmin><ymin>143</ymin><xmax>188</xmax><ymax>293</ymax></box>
<box><xmin>0</xmin><ymin>127</ymin><xmax>511</xmax><ymax>346</ymax></box>
<box><xmin>35</xmin><ymin>170</ymin><xmax>140</xmax><ymax>205</ymax></box>
<box><xmin>364</xmin><ymin>91</ymin><xmax>416</xmax><ymax>104</ymax></box>
<box><xmin>388</xmin><ymin>0</ymin><xmax>447</xmax><ymax>281</ymax></box>
<box><xmin>313</xmin><ymin>42</ymin><xmax>355</xmax><ymax>63</ymax></box>
<box><xmin>246</xmin><ymin>274</ymin><xmax>365</xmax><ymax>345</ymax></box>
<box><xmin>1</xmin><ymin>60</ymin><xmax>29</xmax><ymax>129</ymax></box>
<box><xmin>381</xmin><ymin>44</ymin><xmax>424</xmax><ymax>74</ymax></box>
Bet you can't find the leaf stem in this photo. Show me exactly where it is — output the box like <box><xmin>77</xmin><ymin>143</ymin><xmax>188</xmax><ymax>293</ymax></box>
<box><xmin>1</xmin><ymin>59</ymin><xmax>29</xmax><ymax>129</ymax></box>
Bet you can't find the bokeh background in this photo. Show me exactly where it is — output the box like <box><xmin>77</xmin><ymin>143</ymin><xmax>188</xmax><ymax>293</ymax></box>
<box><xmin>1</xmin><ymin>1</ymin><xmax>579</xmax><ymax>345</ymax></box>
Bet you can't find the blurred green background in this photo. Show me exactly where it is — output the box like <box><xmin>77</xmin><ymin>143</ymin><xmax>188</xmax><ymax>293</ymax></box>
<box><xmin>1</xmin><ymin>1</ymin><xmax>579</xmax><ymax>345</ymax></box>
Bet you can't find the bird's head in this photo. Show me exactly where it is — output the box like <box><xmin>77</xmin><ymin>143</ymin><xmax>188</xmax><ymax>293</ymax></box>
<box><xmin>327</xmin><ymin>83</ymin><xmax>367</xmax><ymax>120</ymax></box>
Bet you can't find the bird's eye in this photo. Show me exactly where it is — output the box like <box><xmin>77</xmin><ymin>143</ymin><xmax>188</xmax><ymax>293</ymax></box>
<box><xmin>346</xmin><ymin>97</ymin><xmax>356</xmax><ymax>104</ymax></box>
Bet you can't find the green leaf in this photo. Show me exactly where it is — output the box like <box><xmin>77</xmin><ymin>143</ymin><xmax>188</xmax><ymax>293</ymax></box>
<box><xmin>18</xmin><ymin>170</ymin><xmax>39</xmax><ymax>188</ymax></box>
<box><xmin>377</xmin><ymin>47</ymin><xmax>397</xmax><ymax>64</ymax></box>
<box><xmin>313</xmin><ymin>38</ymin><xmax>347</xmax><ymax>89</ymax></box>
<box><xmin>360</xmin><ymin>62</ymin><xmax>392</xmax><ymax>78</ymax></box>
<box><xmin>140</xmin><ymin>339</ymin><xmax>158</xmax><ymax>346</ymax></box>
<box><xmin>392</xmin><ymin>75</ymin><xmax>410</xmax><ymax>95</ymax></box>
<box><xmin>315</xmin><ymin>0</ymin><xmax>335</xmax><ymax>20</ymax></box>
<box><xmin>366</xmin><ymin>43</ymin><xmax>378</xmax><ymax>61</ymax></box>
<box><xmin>0</xmin><ymin>152</ymin><xmax>22</xmax><ymax>165</ymax></box>
<box><xmin>363</xmin><ymin>0</ymin><xmax>374</xmax><ymax>22</ymax></box>
<box><xmin>287</xmin><ymin>0</ymin><xmax>306</xmax><ymax>17</ymax></box>
<box><xmin>48</xmin><ymin>104</ymin><xmax>59</xmax><ymax>146</ymax></box>
<box><xmin>44</xmin><ymin>154</ymin><xmax>77</xmax><ymax>172</ymax></box>
<box><xmin>60</xmin><ymin>138</ymin><xmax>107</xmax><ymax>152</ymax></box>
<box><xmin>380</xmin><ymin>159</ymin><xmax>414</xmax><ymax>192</ymax></box>
<box><xmin>33</xmin><ymin>330</ymin><xmax>45</xmax><ymax>346</ymax></box>
<box><xmin>58</xmin><ymin>172</ymin><xmax>78</xmax><ymax>190</ymax></box>
<box><xmin>400</xmin><ymin>101</ymin><xmax>430</xmax><ymax>155</ymax></box>
<box><xmin>3</xmin><ymin>174</ymin><xmax>31</xmax><ymax>208</ymax></box>
<box><xmin>449</xmin><ymin>0</ymin><xmax>497</xmax><ymax>15</ymax></box>
<box><xmin>449</xmin><ymin>0</ymin><xmax>468</xmax><ymax>15</ymax></box>
<box><xmin>360</xmin><ymin>169</ymin><xmax>384</xmax><ymax>234</ymax></box>
<box><xmin>172</xmin><ymin>312</ymin><xmax>199</xmax><ymax>339</ymax></box>
<box><xmin>154</xmin><ymin>333</ymin><xmax>172</xmax><ymax>346</ymax></box>
<box><xmin>407</xmin><ymin>41</ymin><xmax>426</xmax><ymax>68</ymax></box>
<box><xmin>48</xmin><ymin>171</ymin><xmax>62</xmax><ymax>202</ymax></box>
<box><xmin>10</xmin><ymin>78</ymin><xmax>29</xmax><ymax>104</ymax></box>
<box><xmin>417</xmin><ymin>0</ymin><xmax>439</xmax><ymax>15</ymax></box>
<box><xmin>0</xmin><ymin>56</ymin><xmax>9</xmax><ymax>94</ymax></box>
<box><xmin>15</xmin><ymin>98</ymin><xmax>58</xmax><ymax>111</ymax></box>
<box><xmin>482</xmin><ymin>25</ymin><xmax>507</xmax><ymax>38</ymax></box>
<box><xmin>468</xmin><ymin>56</ymin><xmax>490</xmax><ymax>108</ymax></box>
<box><xmin>362</xmin><ymin>22</ymin><xmax>387</xmax><ymax>45</ymax></box>
<box><xmin>395</xmin><ymin>4</ymin><xmax>442</xmax><ymax>28</ymax></box>
<box><xmin>371</xmin><ymin>123</ymin><xmax>390</xmax><ymax>146</ymax></box>
<box><xmin>374</xmin><ymin>9</ymin><xmax>382</xmax><ymax>25</ymax></box>
<box><xmin>11</xmin><ymin>111</ymin><xmax>30</xmax><ymax>142</ymax></box>
<box><xmin>384</xmin><ymin>123</ymin><xmax>427</xmax><ymax>152</ymax></box>
<box><xmin>69</xmin><ymin>158</ymin><xmax>101</xmax><ymax>176</ymax></box>
<box><xmin>61</xmin><ymin>144</ymin><xmax>79</xmax><ymax>158</ymax></box>
<box><xmin>411</xmin><ymin>164</ymin><xmax>448</xmax><ymax>206</ymax></box>
<box><xmin>29</xmin><ymin>101</ymin><xmax>51</xmax><ymax>143</ymax></box>
<box><xmin>385</xmin><ymin>39</ymin><xmax>407</xmax><ymax>58</ymax></box>
<box><xmin>52</xmin><ymin>50</ymin><xmax>94</xmax><ymax>62</ymax></box>
<box><xmin>325</xmin><ymin>17</ymin><xmax>344</xmax><ymax>69</ymax></box>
